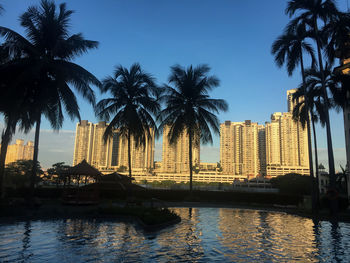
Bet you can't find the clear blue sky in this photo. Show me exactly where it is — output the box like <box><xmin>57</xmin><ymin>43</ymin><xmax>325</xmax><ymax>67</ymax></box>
<box><xmin>1</xmin><ymin>0</ymin><xmax>349</xmax><ymax>169</ymax></box>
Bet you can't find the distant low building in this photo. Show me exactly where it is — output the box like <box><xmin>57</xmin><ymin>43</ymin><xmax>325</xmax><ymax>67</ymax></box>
<box><xmin>200</xmin><ymin>162</ymin><xmax>218</xmax><ymax>171</ymax></box>
<box><xmin>315</xmin><ymin>164</ymin><xmax>335</xmax><ymax>195</ymax></box>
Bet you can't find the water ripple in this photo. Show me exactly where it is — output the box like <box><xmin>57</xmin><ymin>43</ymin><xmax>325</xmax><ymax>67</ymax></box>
<box><xmin>0</xmin><ymin>208</ymin><xmax>350</xmax><ymax>262</ymax></box>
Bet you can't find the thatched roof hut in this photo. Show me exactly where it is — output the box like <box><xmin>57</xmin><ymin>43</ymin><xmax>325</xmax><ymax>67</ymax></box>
<box><xmin>64</xmin><ymin>159</ymin><xmax>102</xmax><ymax>179</ymax></box>
<box><xmin>98</xmin><ymin>172</ymin><xmax>144</xmax><ymax>191</ymax></box>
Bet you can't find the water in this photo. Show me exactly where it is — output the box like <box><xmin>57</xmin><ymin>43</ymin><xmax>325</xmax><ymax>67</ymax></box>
<box><xmin>1</xmin><ymin>208</ymin><xmax>350</xmax><ymax>262</ymax></box>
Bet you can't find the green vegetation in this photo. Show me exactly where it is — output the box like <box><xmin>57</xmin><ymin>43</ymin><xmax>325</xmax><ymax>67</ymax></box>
<box><xmin>0</xmin><ymin>0</ymin><xmax>100</xmax><ymax>198</ymax></box>
<box><xmin>95</xmin><ymin>64</ymin><xmax>160</xmax><ymax>179</ymax></box>
<box><xmin>1</xmin><ymin>0</ymin><xmax>350</xmax><ymax>211</ymax></box>
<box><xmin>46</xmin><ymin>162</ymin><xmax>71</xmax><ymax>187</ymax></box>
<box><xmin>158</xmin><ymin>65</ymin><xmax>228</xmax><ymax>194</ymax></box>
<box><xmin>272</xmin><ymin>0</ymin><xmax>350</xmax><ymax>212</ymax></box>
<box><xmin>4</xmin><ymin>160</ymin><xmax>43</xmax><ymax>189</ymax></box>
<box><xmin>270</xmin><ymin>173</ymin><xmax>311</xmax><ymax>195</ymax></box>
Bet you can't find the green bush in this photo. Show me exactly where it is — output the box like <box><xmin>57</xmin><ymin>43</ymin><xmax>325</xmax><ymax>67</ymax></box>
<box><xmin>270</xmin><ymin>173</ymin><xmax>311</xmax><ymax>195</ymax></box>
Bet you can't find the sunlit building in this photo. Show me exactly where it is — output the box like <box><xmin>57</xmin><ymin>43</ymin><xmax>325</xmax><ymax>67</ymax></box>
<box><xmin>91</xmin><ymin>121</ymin><xmax>110</xmax><ymax>168</ymax></box>
<box><xmin>4</xmin><ymin>139</ymin><xmax>34</xmax><ymax>165</ymax></box>
<box><xmin>162</xmin><ymin>125</ymin><xmax>200</xmax><ymax>173</ymax></box>
<box><xmin>73</xmin><ymin>120</ymin><xmax>94</xmax><ymax>165</ymax></box>
<box><xmin>220</xmin><ymin>120</ymin><xmax>265</xmax><ymax>176</ymax></box>
<box><xmin>265</xmin><ymin>90</ymin><xmax>309</xmax><ymax>177</ymax></box>
<box><xmin>117</xmin><ymin>129</ymin><xmax>154</xmax><ymax>171</ymax></box>
<box><xmin>73</xmin><ymin>120</ymin><xmax>154</xmax><ymax>171</ymax></box>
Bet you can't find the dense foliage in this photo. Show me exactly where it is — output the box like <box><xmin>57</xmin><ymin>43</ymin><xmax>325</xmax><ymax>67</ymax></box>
<box><xmin>270</xmin><ymin>173</ymin><xmax>311</xmax><ymax>195</ymax></box>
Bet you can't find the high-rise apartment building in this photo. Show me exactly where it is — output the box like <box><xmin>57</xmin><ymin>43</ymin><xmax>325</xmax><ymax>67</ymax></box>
<box><xmin>91</xmin><ymin>122</ymin><xmax>110</xmax><ymax>168</ymax></box>
<box><xmin>220</xmin><ymin>120</ymin><xmax>265</xmax><ymax>176</ymax></box>
<box><xmin>73</xmin><ymin>120</ymin><xmax>154</xmax><ymax>171</ymax></box>
<box><xmin>258</xmin><ymin>125</ymin><xmax>267</xmax><ymax>175</ymax></box>
<box><xmin>287</xmin><ymin>89</ymin><xmax>297</xmax><ymax>113</ymax></box>
<box><xmin>73</xmin><ymin>120</ymin><xmax>94</xmax><ymax>166</ymax></box>
<box><xmin>265</xmin><ymin>90</ymin><xmax>309</xmax><ymax>177</ymax></box>
<box><xmin>220</xmin><ymin>89</ymin><xmax>309</xmax><ymax>178</ymax></box>
<box><xmin>5</xmin><ymin>139</ymin><xmax>34</xmax><ymax>165</ymax></box>
<box><xmin>118</xmin><ymin>130</ymin><xmax>154</xmax><ymax>171</ymax></box>
<box><xmin>162</xmin><ymin>125</ymin><xmax>200</xmax><ymax>173</ymax></box>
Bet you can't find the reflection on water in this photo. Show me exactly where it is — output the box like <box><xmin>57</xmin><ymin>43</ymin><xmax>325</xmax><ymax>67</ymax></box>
<box><xmin>1</xmin><ymin>208</ymin><xmax>350</xmax><ymax>262</ymax></box>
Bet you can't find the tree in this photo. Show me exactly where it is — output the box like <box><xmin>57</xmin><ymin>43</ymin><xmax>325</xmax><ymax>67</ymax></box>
<box><xmin>95</xmin><ymin>63</ymin><xmax>160</xmax><ymax>178</ymax></box>
<box><xmin>292</xmin><ymin>80</ymin><xmax>327</xmax><ymax>206</ymax></box>
<box><xmin>158</xmin><ymin>64</ymin><xmax>228</xmax><ymax>194</ymax></box>
<box><xmin>270</xmin><ymin>173</ymin><xmax>311</xmax><ymax>195</ymax></box>
<box><xmin>271</xmin><ymin>22</ymin><xmax>317</xmax><ymax>209</ymax></box>
<box><xmin>4</xmin><ymin>160</ymin><xmax>43</xmax><ymax>189</ymax></box>
<box><xmin>0</xmin><ymin>0</ymin><xmax>100</xmax><ymax>197</ymax></box>
<box><xmin>324</xmin><ymin>11</ymin><xmax>350</xmax><ymax>65</ymax></box>
<box><xmin>0</xmin><ymin>46</ymin><xmax>36</xmax><ymax>198</ymax></box>
<box><xmin>286</xmin><ymin>0</ymin><xmax>339</xmax><ymax>188</ymax></box>
<box><xmin>47</xmin><ymin>162</ymin><xmax>70</xmax><ymax>187</ymax></box>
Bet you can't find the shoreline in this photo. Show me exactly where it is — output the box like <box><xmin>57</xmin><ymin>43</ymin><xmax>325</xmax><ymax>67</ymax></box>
<box><xmin>1</xmin><ymin>200</ymin><xmax>350</xmax><ymax>224</ymax></box>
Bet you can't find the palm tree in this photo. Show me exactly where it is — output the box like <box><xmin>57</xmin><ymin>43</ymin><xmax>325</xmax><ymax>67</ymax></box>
<box><xmin>0</xmin><ymin>0</ymin><xmax>100</xmax><ymax>196</ymax></box>
<box><xmin>292</xmin><ymin>81</ymin><xmax>326</xmax><ymax>205</ymax></box>
<box><xmin>95</xmin><ymin>63</ymin><xmax>160</xmax><ymax>178</ymax></box>
<box><xmin>324</xmin><ymin>11</ymin><xmax>350</xmax><ymax>65</ymax></box>
<box><xmin>286</xmin><ymin>0</ymin><xmax>339</xmax><ymax>188</ymax></box>
<box><xmin>294</xmin><ymin>65</ymin><xmax>335</xmax><ymax>204</ymax></box>
<box><xmin>0</xmin><ymin>48</ymin><xmax>36</xmax><ymax>198</ymax></box>
<box><xmin>271</xmin><ymin>22</ymin><xmax>318</xmax><ymax>209</ymax></box>
<box><xmin>158</xmin><ymin>64</ymin><xmax>228</xmax><ymax>194</ymax></box>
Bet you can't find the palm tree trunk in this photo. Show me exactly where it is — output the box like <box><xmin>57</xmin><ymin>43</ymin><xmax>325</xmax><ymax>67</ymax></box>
<box><xmin>311</xmin><ymin>115</ymin><xmax>320</xmax><ymax>206</ymax></box>
<box><xmin>188</xmin><ymin>130</ymin><xmax>193</xmax><ymax>194</ymax></box>
<box><xmin>300</xmin><ymin>52</ymin><xmax>317</xmax><ymax>211</ymax></box>
<box><xmin>127</xmin><ymin>131</ymin><xmax>132</xmax><ymax>178</ymax></box>
<box><xmin>313</xmin><ymin>17</ymin><xmax>336</xmax><ymax>187</ymax></box>
<box><xmin>0</xmin><ymin>124</ymin><xmax>13</xmax><ymax>199</ymax></box>
<box><xmin>30</xmin><ymin>113</ymin><xmax>41</xmax><ymax>198</ymax></box>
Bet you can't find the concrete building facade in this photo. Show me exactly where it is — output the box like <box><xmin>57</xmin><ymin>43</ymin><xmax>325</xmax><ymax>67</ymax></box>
<box><xmin>73</xmin><ymin>120</ymin><xmax>154</xmax><ymax>171</ymax></box>
<box><xmin>4</xmin><ymin>139</ymin><xmax>34</xmax><ymax>165</ymax></box>
<box><xmin>265</xmin><ymin>90</ymin><xmax>309</xmax><ymax>177</ymax></box>
<box><xmin>162</xmin><ymin>125</ymin><xmax>200</xmax><ymax>173</ymax></box>
<box><xmin>220</xmin><ymin>120</ymin><xmax>265</xmax><ymax>177</ymax></box>
<box><xmin>73</xmin><ymin>120</ymin><xmax>94</xmax><ymax>166</ymax></box>
<box><xmin>220</xmin><ymin>89</ymin><xmax>309</xmax><ymax>178</ymax></box>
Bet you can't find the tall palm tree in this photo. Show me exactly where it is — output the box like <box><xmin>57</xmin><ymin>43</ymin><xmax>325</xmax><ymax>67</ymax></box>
<box><xmin>0</xmin><ymin>0</ymin><xmax>100</xmax><ymax>195</ymax></box>
<box><xmin>325</xmin><ymin>10</ymin><xmax>350</xmax><ymax>203</ymax></box>
<box><xmin>158</xmin><ymin>64</ymin><xmax>228</xmax><ymax>194</ymax></box>
<box><xmin>95</xmin><ymin>63</ymin><xmax>160</xmax><ymax>178</ymax></box>
<box><xmin>295</xmin><ymin>65</ymin><xmax>335</xmax><ymax>204</ymax></box>
<box><xmin>0</xmin><ymin>46</ymin><xmax>36</xmax><ymax>197</ymax></box>
<box><xmin>292</xmin><ymin>81</ymin><xmax>326</xmax><ymax>205</ymax></box>
<box><xmin>286</xmin><ymin>0</ymin><xmax>339</xmax><ymax>187</ymax></box>
<box><xmin>271</xmin><ymin>22</ymin><xmax>318</xmax><ymax>209</ymax></box>
<box><xmin>324</xmin><ymin>11</ymin><xmax>350</xmax><ymax>65</ymax></box>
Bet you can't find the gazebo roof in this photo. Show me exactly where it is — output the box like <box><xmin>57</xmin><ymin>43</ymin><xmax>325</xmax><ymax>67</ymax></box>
<box><xmin>100</xmin><ymin>172</ymin><xmax>134</xmax><ymax>182</ymax></box>
<box><xmin>63</xmin><ymin>160</ymin><xmax>102</xmax><ymax>177</ymax></box>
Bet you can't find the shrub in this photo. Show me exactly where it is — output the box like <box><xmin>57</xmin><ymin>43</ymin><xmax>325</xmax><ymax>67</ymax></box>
<box><xmin>270</xmin><ymin>173</ymin><xmax>311</xmax><ymax>195</ymax></box>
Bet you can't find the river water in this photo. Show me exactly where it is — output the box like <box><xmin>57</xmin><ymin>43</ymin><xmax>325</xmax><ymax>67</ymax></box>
<box><xmin>1</xmin><ymin>208</ymin><xmax>350</xmax><ymax>262</ymax></box>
